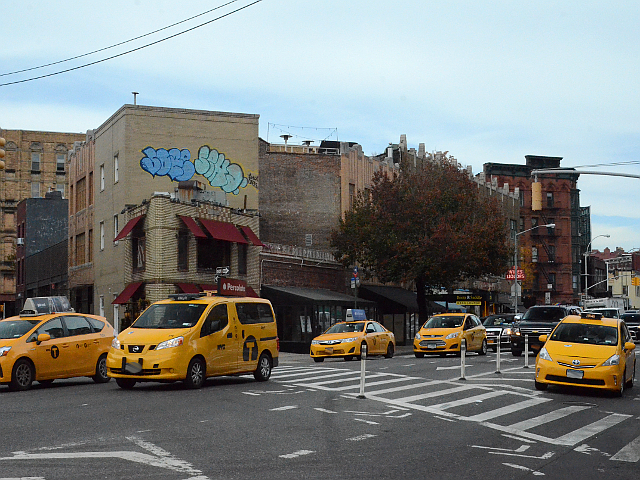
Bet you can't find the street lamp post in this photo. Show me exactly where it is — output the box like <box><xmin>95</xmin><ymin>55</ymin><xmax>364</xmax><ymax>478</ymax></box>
<box><xmin>513</xmin><ymin>224</ymin><xmax>555</xmax><ymax>313</ymax></box>
<box><xmin>583</xmin><ymin>234</ymin><xmax>610</xmax><ymax>298</ymax></box>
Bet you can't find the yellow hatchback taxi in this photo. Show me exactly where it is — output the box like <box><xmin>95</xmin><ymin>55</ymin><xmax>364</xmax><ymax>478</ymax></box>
<box><xmin>535</xmin><ymin>312</ymin><xmax>637</xmax><ymax>396</ymax></box>
<box><xmin>107</xmin><ymin>290</ymin><xmax>279</xmax><ymax>389</ymax></box>
<box><xmin>0</xmin><ymin>296</ymin><xmax>114</xmax><ymax>391</ymax></box>
<box><xmin>310</xmin><ymin>320</ymin><xmax>395</xmax><ymax>362</ymax></box>
<box><xmin>414</xmin><ymin>313</ymin><xmax>488</xmax><ymax>357</ymax></box>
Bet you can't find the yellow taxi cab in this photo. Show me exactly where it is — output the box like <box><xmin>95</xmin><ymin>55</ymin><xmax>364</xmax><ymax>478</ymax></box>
<box><xmin>310</xmin><ymin>320</ymin><xmax>395</xmax><ymax>362</ymax></box>
<box><xmin>413</xmin><ymin>312</ymin><xmax>487</xmax><ymax>357</ymax></box>
<box><xmin>0</xmin><ymin>296</ymin><xmax>114</xmax><ymax>391</ymax></box>
<box><xmin>535</xmin><ymin>312</ymin><xmax>637</xmax><ymax>396</ymax></box>
<box><xmin>106</xmin><ymin>288</ymin><xmax>279</xmax><ymax>389</ymax></box>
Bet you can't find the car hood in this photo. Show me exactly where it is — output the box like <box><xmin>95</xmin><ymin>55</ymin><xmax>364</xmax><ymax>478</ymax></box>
<box><xmin>0</xmin><ymin>337</ymin><xmax>26</xmax><ymax>348</ymax></box>
<box><xmin>118</xmin><ymin>328</ymin><xmax>190</xmax><ymax>343</ymax></box>
<box><xmin>314</xmin><ymin>332</ymin><xmax>364</xmax><ymax>341</ymax></box>
<box><xmin>545</xmin><ymin>341</ymin><xmax>617</xmax><ymax>361</ymax></box>
<box><xmin>419</xmin><ymin>327</ymin><xmax>462</xmax><ymax>336</ymax></box>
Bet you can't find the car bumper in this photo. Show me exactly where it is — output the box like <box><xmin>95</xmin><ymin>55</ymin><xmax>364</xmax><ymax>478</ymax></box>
<box><xmin>535</xmin><ymin>359</ymin><xmax>624</xmax><ymax>391</ymax></box>
<box><xmin>106</xmin><ymin>348</ymin><xmax>188</xmax><ymax>381</ymax></box>
<box><xmin>510</xmin><ymin>335</ymin><xmax>545</xmax><ymax>351</ymax></box>
<box><xmin>413</xmin><ymin>337</ymin><xmax>460</xmax><ymax>354</ymax></box>
<box><xmin>310</xmin><ymin>342</ymin><xmax>359</xmax><ymax>358</ymax></box>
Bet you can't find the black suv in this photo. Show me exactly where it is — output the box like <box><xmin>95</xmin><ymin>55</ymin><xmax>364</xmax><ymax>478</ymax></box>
<box><xmin>510</xmin><ymin>305</ymin><xmax>571</xmax><ymax>356</ymax></box>
<box><xmin>620</xmin><ymin>312</ymin><xmax>640</xmax><ymax>342</ymax></box>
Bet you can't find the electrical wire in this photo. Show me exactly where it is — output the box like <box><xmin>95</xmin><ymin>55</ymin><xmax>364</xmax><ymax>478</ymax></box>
<box><xmin>0</xmin><ymin>0</ymin><xmax>261</xmax><ymax>87</ymax></box>
<box><xmin>0</xmin><ymin>0</ymin><xmax>239</xmax><ymax>78</ymax></box>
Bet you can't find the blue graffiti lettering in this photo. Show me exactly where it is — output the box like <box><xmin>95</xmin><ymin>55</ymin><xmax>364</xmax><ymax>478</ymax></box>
<box><xmin>140</xmin><ymin>147</ymin><xmax>195</xmax><ymax>182</ymax></box>
<box><xmin>194</xmin><ymin>145</ymin><xmax>248</xmax><ymax>195</ymax></box>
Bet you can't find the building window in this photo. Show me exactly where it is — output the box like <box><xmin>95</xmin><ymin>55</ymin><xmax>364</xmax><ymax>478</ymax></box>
<box><xmin>197</xmin><ymin>238</ymin><xmax>230</xmax><ymax>271</ymax></box>
<box><xmin>100</xmin><ymin>165</ymin><xmax>105</xmax><ymax>191</ymax></box>
<box><xmin>56</xmin><ymin>183</ymin><xmax>65</xmax><ymax>198</ymax></box>
<box><xmin>623</xmin><ymin>285</ymin><xmax>629</xmax><ymax>296</ymax></box>
<box><xmin>238</xmin><ymin>243</ymin><xmax>248</xmax><ymax>275</ymax></box>
<box><xmin>547</xmin><ymin>219</ymin><xmax>555</xmax><ymax>235</ymax></box>
<box><xmin>519</xmin><ymin>217</ymin><xmax>524</xmax><ymax>232</ymax></box>
<box><xmin>31</xmin><ymin>182</ymin><xmax>40</xmax><ymax>198</ymax></box>
<box><xmin>548</xmin><ymin>273</ymin><xmax>556</xmax><ymax>290</ymax></box>
<box><xmin>519</xmin><ymin>191</ymin><xmax>525</xmax><ymax>207</ymax></box>
<box><xmin>132</xmin><ymin>221</ymin><xmax>146</xmax><ymax>272</ymax></box>
<box><xmin>76</xmin><ymin>232</ymin><xmax>86</xmax><ymax>265</ymax></box>
<box><xmin>349</xmin><ymin>183</ymin><xmax>355</xmax><ymax>210</ymax></box>
<box><xmin>114</xmin><ymin>155</ymin><xmax>119</xmax><ymax>184</ymax></box>
<box><xmin>548</xmin><ymin>245</ymin><xmax>555</xmax><ymax>263</ymax></box>
<box><xmin>573</xmin><ymin>275</ymin><xmax>579</xmax><ymax>290</ymax></box>
<box><xmin>510</xmin><ymin>219</ymin><xmax>517</xmax><ymax>239</ymax></box>
<box><xmin>531</xmin><ymin>217</ymin><xmax>538</xmax><ymax>229</ymax></box>
<box><xmin>546</xmin><ymin>192</ymin><xmax>554</xmax><ymax>208</ymax></box>
<box><xmin>31</xmin><ymin>152</ymin><xmax>41</xmax><ymax>171</ymax></box>
<box><xmin>76</xmin><ymin>177</ymin><xmax>86</xmax><ymax>211</ymax></box>
<box><xmin>99</xmin><ymin>295</ymin><xmax>105</xmax><ymax>317</ymax></box>
<box><xmin>88</xmin><ymin>172</ymin><xmax>94</xmax><ymax>205</ymax></box>
<box><xmin>177</xmin><ymin>230</ymin><xmax>189</xmax><ymax>271</ymax></box>
<box><xmin>100</xmin><ymin>221</ymin><xmax>105</xmax><ymax>250</ymax></box>
<box><xmin>56</xmin><ymin>154</ymin><xmax>66</xmax><ymax>173</ymax></box>
<box><xmin>532</xmin><ymin>246</ymin><xmax>538</xmax><ymax>263</ymax></box>
<box><xmin>113</xmin><ymin>215</ymin><xmax>119</xmax><ymax>244</ymax></box>
<box><xmin>88</xmin><ymin>229</ymin><xmax>93</xmax><ymax>262</ymax></box>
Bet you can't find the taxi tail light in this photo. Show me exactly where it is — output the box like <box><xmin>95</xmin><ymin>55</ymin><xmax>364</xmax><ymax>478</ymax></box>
<box><xmin>613</xmin><ymin>375</ymin><xmax>618</xmax><ymax>386</ymax></box>
<box><xmin>276</xmin><ymin>337</ymin><xmax>280</xmax><ymax>352</ymax></box>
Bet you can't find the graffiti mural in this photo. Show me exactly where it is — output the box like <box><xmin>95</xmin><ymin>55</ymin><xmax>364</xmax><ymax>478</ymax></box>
<box><xmin>139</xmin><ymin>145</ymin><xmax>251</xmax><ymax>196</ymax></box>
<box><xmin>140</xmin><ymin>147</ymin><xmax>195</xmax><ymax>181</ymax></box>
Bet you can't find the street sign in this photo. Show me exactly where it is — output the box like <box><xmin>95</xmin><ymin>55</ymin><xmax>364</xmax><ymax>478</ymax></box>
<box><xmin>353</xmin><ymin>266</ymin><xmax>358</xmax><ymax>278</ymax></box>
<box><xmin>506</xmin><ymin>268</ymin><xmax>525</xmax><ymax>280</ymax></box>
<box><xmin>216</xmin><ymin>266</ymin><xmax>230</xmax><ymax>275</ymax></box>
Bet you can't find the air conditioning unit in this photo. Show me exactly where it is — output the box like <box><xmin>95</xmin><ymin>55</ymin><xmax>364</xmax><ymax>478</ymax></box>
<box><xmin>16</xmin><ymin>238</ymin><xmax>24</xmax><ymax>246</ymax></box>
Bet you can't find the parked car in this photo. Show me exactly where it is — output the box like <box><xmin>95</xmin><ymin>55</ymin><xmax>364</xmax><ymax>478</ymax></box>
<box><xmin>620</xmin><ymin>312</ymin><xmax>640</xmax><ymax>342</ymax></box>
<box><xmin>535</xmin><ymin>311</ymin><xmax>636</xmax><ymax>396</ymax></box>
<box><xmin>0</xmin><ymin>296</ymin><xmax>113</xmax><ymax>391</ymax></box>
<box><xmin>510</xmin><ymin>305</ymin><xmax>571</xmax><ymax>356</ymax></box>
<box><xmin>310</xmin><ymin>320</ymin><xmax>395</xmax><ymax>362</ymax></box>
<box><xmin>414</xmin><ymin>313</ymin><xmax>487</xmax><ymax>357</ymax></box>
<box><xmin>583</xmin><ymin>308</ymin><xmax>621</xmax><ymax>319</ymax></box>
<box><xmin>482</xmin><ymin>314</ymin><xmax>516</xmax><ymax>352</ymax></box>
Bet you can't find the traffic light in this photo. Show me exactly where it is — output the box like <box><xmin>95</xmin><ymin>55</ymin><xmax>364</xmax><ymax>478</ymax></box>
<box><xmin>0</xmin><ymin>136</ymin><xmax>5</xmax><ymax>170</ymax></box>
<box><xmin>531</xmin><ymin>181</ymin><xmax>542</xmax><ymax>211</ymax></box>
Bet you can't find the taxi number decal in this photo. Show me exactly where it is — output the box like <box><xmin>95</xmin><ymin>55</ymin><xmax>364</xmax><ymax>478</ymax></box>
<box><xmin>243</xmin><ymin>336</ymin><xmax>259</xmax><ymax>362</ymax></box>
<box><xmin>50</xmin><ymin>345</ymin><xmax>60</xmax><ymax>359</ymax></box>
<box><xmin>217</xmin><ymin>344</ymin><xmax>226</xmax><ymax>350</ymax></box>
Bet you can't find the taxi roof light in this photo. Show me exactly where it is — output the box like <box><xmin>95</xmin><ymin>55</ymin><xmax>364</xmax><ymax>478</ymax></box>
<box><xmin>20</xmin><ymin>296</ymin><xmax>74</xmax><ymax>316</ymax></box>
<box><xmin>581</xmin><ymin>312</ymin><xmax>603</xmax><ymax>320</ymax></box>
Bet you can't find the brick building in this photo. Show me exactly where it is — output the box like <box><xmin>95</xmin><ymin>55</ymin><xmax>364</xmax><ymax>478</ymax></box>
<box><xmin>0</xmin><ymin>128</ymin><xmax>84</xmax><ymax>315</ymax></box>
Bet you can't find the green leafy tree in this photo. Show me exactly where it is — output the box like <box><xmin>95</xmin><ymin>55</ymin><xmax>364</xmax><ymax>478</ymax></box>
<box><xmin>331</xmin><ymin>160</ymin><xmax>510</xmax><ymax>323</ymax></box>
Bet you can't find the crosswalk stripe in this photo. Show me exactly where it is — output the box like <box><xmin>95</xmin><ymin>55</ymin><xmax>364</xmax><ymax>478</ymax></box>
<box><xmin>507</xmin><ymin>405</ymin><xmax>591</xmax><ymax>431</ymax></box>
<box><xmin>305</xmin><ymin>373</ymin><xmax>387</xmax><ymax>386</ymax></box>
<box><xmin>324</xmin><ymin>376</ymin><xmax>419</xmax><ymax>391</ymax></box>
<box><xmin>611</xmin><ymin>434</ymin><xmax>640</xmax><ymax>462</ymax></box>
<box><xmin>274</xmin><ymin>370</ymin><xmax>355</xmax><ymax>381</ymax></box>
<box><xmin>553</xmin><ymin>413</ymin><xmax>632</xmax><ymax>446</ymax></box>
<box><xmin>429</xmin><ymin>390</ymin><xmax>509</xmax><ymax>410</ymax></box>
<box><xmin>394</xmin><ymin>384</ymin><xmax>480</xmax><ymax>403</ymax></box>
<box><xmin>362</xmin><ymin>380</ymin><xmax>440</xmax><ymax>395</ymax></box>
<box><xmin>465</xmin><ymin>397</ymin><xmax>551</xmax><ymax>422</ymax></box>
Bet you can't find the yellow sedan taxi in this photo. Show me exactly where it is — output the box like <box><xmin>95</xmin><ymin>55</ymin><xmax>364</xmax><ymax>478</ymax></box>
<box><xmin>310</xmin><ymin>320</ymin><xmax>395</xmax><ymax>362</ymax></box>
<box><xmin>0</xmin><ymin>296</ymin><xmax>114</xmax><ymax>391</ymax></box>
<box><xmin>414</xmin><ymin>313</ymin><xmax>488</xmax><ymax>357</ymax></box>
<box><xmin>535</xmin><ymin>312</ymin><xmax>636</xmax><ymax>396</ymax></box>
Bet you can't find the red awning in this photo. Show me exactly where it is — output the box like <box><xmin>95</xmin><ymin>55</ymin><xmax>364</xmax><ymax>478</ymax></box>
<box><xmin>199</xmin><ymin>218</ymin><xmax>248</xmax><ymax>244</ymax></box>
<box><xmin>240</xmin><ymin>226</ymin><xmax>264</xmax><ymax>246</ymax></box>
<box><xmin>112</xmin><ymin>282</ymin><xmax>143</xmax><ymax>304</ymax></box>
<box><xmin>114</xmin><ymin>215</ymin><xmax>144</xmax><ymax>241</ymax></box>
<box><xmin>246</xmin><ymin>286</ymin><xmax>259</xmax><ymax>298</ymax></box>
<box><xmin>200</xmin><ymin>284</ymin><xmax>217</xmax><ymax>292</ymax></box>
<box><xmin>178</xmin><ymin>216</ymin><xmax>207</xmax><ymax>238</ymax></box>
<box><xmin>176</xmin><ymin>283</ymin><xmax>200</xmax><ymax>293</ymax></box>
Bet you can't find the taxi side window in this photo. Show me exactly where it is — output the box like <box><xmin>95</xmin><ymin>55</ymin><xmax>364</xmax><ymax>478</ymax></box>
<box><xmin>236</xmin><ymin>302</ymin><xmax>275</xmax><ymax>325</ymax></box>
<box><xmin>63</xmin><ymin>316</ymin><xmax>93</xmax><ymax>336</ymax></box>
<box><xmin>37</xmin><ymin>317</ymin><xmax>66</xmax><ymax>340</ymax></box>
<box><xmin>621</xmin><ymin>323</ymin><xmax>631</xmax><ymax>343</ymax></box>
<box><xmin>366</xmin><ymin>322</ymin><xmax>376</xmax><ymax>333</ymax></box>
<box><xmin>464</xmin><ymin>317</ymin><xmax>472</xmax><ymax>330</ymax></box>
<box><xmin>86</xmin><ymin>317</ymin><xmax>105</xmax><ymax>332</ymax></box>
<box><xmin>201</xmin><ymin>304</ymin><xmax>229</xmax><ymax>337</ymax></box>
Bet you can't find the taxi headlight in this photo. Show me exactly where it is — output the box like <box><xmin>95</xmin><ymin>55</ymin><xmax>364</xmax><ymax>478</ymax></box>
<box><xmin>445</xmin><ymin>332</ymin><xmax>459</xmax><ymax>339</ymax></box>
<box><xmin>415</xmin><ymin>333</ymin><xmax>421</xmax><ymax>340</ymax></box>
<box><xmin>512</xmin><ymin>327</ymin><xmax>521</xmax><ymax>335</ymax></box>
<box><xmin>311</xmin><ymin>340</ymin><xmax>320</xmax><ymax>345</ymax></box>
<box><xmin>0</xmin><ymin>346</ymin><xmax>11</xmax><ymax>357</ymax></box>
<box><xmin>602</xmin><ymin>354</ymin><xmax>620</xmax><ymax>366</ymax></box>
<box><xmin>111</xmin><ymin>338</ymin><xmax>120</xmax><ymax>350</ymax></box>
<box><xmin>156</xmin><ymin>336</ymin><xmax>184</xmax><ymax>350</ymax></box>
<box><xmin>342</xmin><ymin>337</ymin><xmax>358</xmax><ymax>343</ymax></box>
<box><xmin>538</xmin><ymin>346</ymin><xmax>552</xmax><ymax>362</ymax></box>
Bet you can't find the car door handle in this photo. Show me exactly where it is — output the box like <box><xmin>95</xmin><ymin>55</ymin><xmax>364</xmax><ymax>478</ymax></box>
<box><xmin>227</xmin><ymin>333</ymin><xmax>232</xmax><ymax>338</ymax></box>
<box><xmin>62</xmin><ymin>344</ymin><xmax>69</xmax><ymax>348</ymax></box>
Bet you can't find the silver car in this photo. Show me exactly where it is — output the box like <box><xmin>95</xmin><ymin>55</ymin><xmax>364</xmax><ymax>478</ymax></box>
<box><xmin>482</xmin><ymin>314</ymin><xmax>516</xmax><ymax>352</ymax></box>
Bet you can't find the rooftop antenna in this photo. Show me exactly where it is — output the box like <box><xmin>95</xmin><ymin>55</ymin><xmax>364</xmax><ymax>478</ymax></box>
<box><xmin>132</xmin><ymin>92</ymin><xmax>139</xmax><ymax>105</ymax></box>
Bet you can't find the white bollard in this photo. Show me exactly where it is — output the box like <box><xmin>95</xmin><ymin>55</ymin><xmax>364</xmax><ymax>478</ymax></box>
<box><xmin>523</xmin><ymin>334</ymin><xmax>529</xmax><ymax>368</ymax></box>
<box><xmin>460</xmin><ymin>338</ymin><xmax>466</xmax><ymax>380</ymax></box>
<box><xmin>358</xmin><ymin>343</ymin><xmax>367</xmax><ymax>398</ymax></box>
<box><xmin>495</xmin><ymin>331</ymin><xmax>501</xmax><ymax>374</ymax></box>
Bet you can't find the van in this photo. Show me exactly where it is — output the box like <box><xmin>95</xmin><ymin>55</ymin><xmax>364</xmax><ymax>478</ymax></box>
<box><xmin>106</xmin><ymin>292</ymin><xmax>279</xmax><ymax>389</ymax></box>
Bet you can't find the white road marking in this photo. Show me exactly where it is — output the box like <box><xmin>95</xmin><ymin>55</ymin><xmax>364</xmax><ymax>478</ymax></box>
<box><xmin>270</xmin><ymin>405</ymin><xmax>298</xmax><ymax>411</ymax></box>
<box><xmin>437</xmin><ymin>365</ymin><xmax>473</xmax><ymax>370</ymax></box>
<box><xmin>553</xmin><ymin>414</ymin><xmax>631</xmax><ymax>445</ymax></box>
<box><xmin>503</xmin><ymin>463</ymin><xmax>545</xmax><ymax>475</ymax></box>
<box><xmin>314</xmin><ymin>408</ymin><xmax>337</xmax><ymax>414</ymax></box>
<box><xmin>465</xmin><ymin>397</ymin><xmax>550</xmax><ymax>422</ymax></box>
<box><xmin>433</xmin><ymin>415</ymin><xmax>457</xmax><ymax>422</ymax></box>
<box><xmin>242</xmin><ymin>392</ymin><xmax>261</xmax><ymax>396</ymax></box>
<box><xmin>508</xmin><ymin>405</ymin><xmax>591</xmax><ymax>431</ymax></box>
<box><xmin>354</xmin><ymin>418</ymin><xmax>379</xmax><ymax>425</ymax></box>
<box><xmin>429</xmin><ymin>390</ymin><xmax>509</xmax><ymax>410</ymax></box>
<box><xmin>611</xmin><ymin>434</ymin><xmax>640</xmax><ymax>462</ymax></box>
<box><xmin>347</xmin><ymin>434</ymin><xmax>376</xmax><ymax>441</ymax></box>
<box><xmin>324</xmin><ymin>376</ymin><xmax>419</xmax><ymax>391</ymax></box>
<box><xmin>575</xmin><ymin>444</ymin><xmax>611</xmax><ymax>457</ymax></box>
<box><xmin>392</xmin><ymin>384</ymin><xmax>480</xmax><ymax>403</ymax></box>
<box><xmin>360</xmin><ymin>380</ymin><xmax>440</xmax><ymax>396</ymax></box>
<box><xmin>0</xmin><ymin>477</ymin><xmax>45</xmax><ymax>479</ymax></box>
<box><xmin>472</xmin><ymin>444</ymin><xmax>530</xmax><ymax>453</ymax></box>
<box><xmin>502</xmin><ymin>434</ymin><xmax>537</xmax><ymax>443</ymax></box>
<box><xmin>279</xmin><ymin>450</ymin><xmax>315</xmax><ymax>459</ymax></box>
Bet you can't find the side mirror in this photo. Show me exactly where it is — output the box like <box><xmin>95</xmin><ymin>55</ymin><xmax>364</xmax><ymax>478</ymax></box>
<box><xmin>539</xmin><ymin>334</ymin><xmax>548</xmax><ymax>343</ymax></box>
<box><xmin>624</xmin><ymin>342</ymin><xmax>636</xmax><ymax>351</ymax></box>
<box><xmin>36</xmin><ymin>333</ymin><xmax>51</xmax><ymax>345</ymax></box>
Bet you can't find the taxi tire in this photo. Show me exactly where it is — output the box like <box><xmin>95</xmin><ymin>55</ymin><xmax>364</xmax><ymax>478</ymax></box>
<box><xmin>615</xmin><ymin>373</ymin><xmax>625</xmax><ymax>397</ymax></box>
<box><xmin>478</xmin><ymin>339</ymin><xmax>488</xmax><ymax>355</ymax></box>
<box><xmin>10</xmin><ymin>359</ymin><xmax>34</xmax><ymax>391</ymax></box>
<box><xmin>511</xmin><ymin>349</ymin><xmax>523</xmax><ymax>357</ymax></box>
<box><xmin>254</xmin><ymin>353</ymin><xmax>272</xmax><ymax>382</ymax></box>
<box><xmin>385</xmin><ymin>343</ymin><xmax>395</xmax><ymax>358</ymax></box>
<box><xmin>344</xmin><ymin>356</ymin><xmax>354</xmax><ymax>361</ymax></box>
<box><xmin>415</xmin><ymin>352</ymin><xmax>424</xmax><ymax>358</ymax></box>
<box><xmin>184</xmin><ymin>357</ymin><xmax>206</xmax><ymax>389</ymax></box>
<box><xmin>534</xmin><ymin>380</ymin><xmax>548</xmax><ymax>391</ymax></box>
<box><xmin>38</xmin><ymin>379</ymin><xmax>54</xmax><ymax>386</ymax></box>
<box><xmin>92</xmin><ymin>354</ymin><xmax>110</xmax><ymax>383</ymax></box>
<box><xmin>313</xmin><ymin>357</ymin><xmax>325</xmax><ymax>363</ymax></box>
<box><xmin>626</xmin><ymin>362</ymin><xmax>635</xmax><ymax>388</ymax></box>
<box><xmin>116</xmin><ymin>378</ymin><xmax>137</xmax><ymax>389</ymax></box>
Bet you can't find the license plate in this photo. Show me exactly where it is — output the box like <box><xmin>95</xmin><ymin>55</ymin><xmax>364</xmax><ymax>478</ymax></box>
<box><xmin>324</xmin><ymin>347</ymin><xmax>333</xmax><ymax>354</ymax></box>
<box><xmin>566</xmin><ymin>369</ymin><xmax>584</xmax><ymax>379</ymax></box>
<box><xmin>427</xmin><ymin>344</ymin><xmax>437</xmax><ymax>349</ymax></box>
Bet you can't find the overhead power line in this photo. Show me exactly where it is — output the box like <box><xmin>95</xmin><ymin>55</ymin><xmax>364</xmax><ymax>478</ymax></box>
<box><xmin>0</xmin><ymin>0</ymin><xmax>262</xmax><ymax>87</ymax></box>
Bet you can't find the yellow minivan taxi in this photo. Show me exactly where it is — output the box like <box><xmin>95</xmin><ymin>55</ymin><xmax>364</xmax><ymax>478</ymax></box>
<box><xmin>106</xmin><ymin>293</ymin><xmax>279</xmax><ymax>389</ymax></box>
<box><xmin>535</xmin><ymin>312</ymin><xmax>636</xmax><ymax>396</ymax></box>
<box><xmin>0</xmin><ymin>296</ymin><xmax>114</xmax><ymax>391</ymax></box>
<box><xmin>413</xmin><ymin>313</ymin><xmax>488</xmax><ymax>357</ymax></box>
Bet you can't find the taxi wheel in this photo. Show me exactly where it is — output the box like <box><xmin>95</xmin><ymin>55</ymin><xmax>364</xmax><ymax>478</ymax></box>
<box><xmin>534</xmin><ymin>380</ymin><xmax>548</xmax><ymax>391</ymax></box>
<box><xmin>511</xmin><ymin>349</ymin><xmax>522</xmax><ymax>357</ymax></box>
<box><xmin>116</xmin><ymin>378</ymin><xmax>136</xmax><ymax>389</ymax></box>
<box><xmin>615</xmin><ymin>373</ymin><xmax>625</xmax><ymax>397</ymax></box>
<box><xmin>92</xmin><ymin>354</ymin><xmax>111</xmax><ymax>383</ymax></box>
<box><xmin>38</xmin><ymin>379</ymin><xmax>54</xmax><ymax>386</ymax></box>
<box><xmin>184</xmin><ymin>358</ymin><xmax>206</xmax><ymax>389</ymax></box>
<box><xmin>313</xmin><ymin>357</ymin><xmax>325</xmax><ymax>363</ymax></box>
<box><xmin>478</xmin><ymin>339</ymin><xmax>488</xmax><ymax>356</ymax></box>
<box><xmin>415</xmin><ymin>352</ymin><xmax>424</xmax><ymax>358</ymax></box>
<box><xmin>626</xmin><ymin>362</ymin><xmax>635</xmax><ymax>388</ymax></box>
<box><xmin>254</xmin><ymin>353</ymin><xmax>272</xmax><ymax>381</ymax></box>
<box><xmin>344</xmin><ymin>356</ymin><xmax>354</xmax><ymax>361</ymax></box>
<box><xmin>10</xmin><ymin>359</ymin><xmax>34</xmax><ymax>391</ymax></box>
<box><xmin>385</xmin><ymin>343</ymin><xmax>395</xmax><ymax>358</ymax></box>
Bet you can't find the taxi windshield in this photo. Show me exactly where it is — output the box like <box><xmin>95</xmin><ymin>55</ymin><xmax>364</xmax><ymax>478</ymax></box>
<box><xmin>483</xmin><ymin>316</ymin><xmax>513</xmax><ymax>326</ymax></box>
<box><xmin>325</xmin><ymin>322</ymin><xmax>364</xmax><ymax>334</ymax></box>
<box><xmin>550</xmin><ymin>323</ymin><xmax>618</xmax><ymax>346</ymax></box>
<box><xmin>424</xmin><ymin>316</ymin><xmax>464</xmax><ymax>329</ymax></box>
<box><xmin>132</xmin><ymin>303</ymin><xmax>207</xmax><ymax>329</ymax></box>
<box><xmin>0</xmin><ymin>319</ymin><xmax>40</xmax><ymax>339</ymax></box>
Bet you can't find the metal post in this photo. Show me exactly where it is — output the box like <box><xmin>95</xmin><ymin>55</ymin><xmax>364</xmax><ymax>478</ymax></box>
<box><xmin>357</xmin><ymin>343</ymin><xmax>367</xmax><ymax>398</ymax></box>
<box><xmin>523</xmin><ymin>334</ymin><xmax>529</xmax><ymax>368</ymax></box>
<box><xmin>459</xmin><ymin>338</ymin><xmax>466</xmax><ymax>380</ymax></box>
<box><xmin>513</xmin><ymin>234</ymin><xmax>518</xmax><ymax>314</ymax></box>
<box><xmin>495</xmin><ymin>331</ymin><xmax>501</xmax><ymax>374</ymax></box>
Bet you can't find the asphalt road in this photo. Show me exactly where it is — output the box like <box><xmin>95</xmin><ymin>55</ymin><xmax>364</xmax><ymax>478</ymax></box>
<box><xmin>1</xmin><ymin>346</ymin><xmax>638</xmax><ymax>480</ymax></box>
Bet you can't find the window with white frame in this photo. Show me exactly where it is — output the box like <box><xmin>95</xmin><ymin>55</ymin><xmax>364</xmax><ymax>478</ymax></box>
<box><xmin>100</xmin><ymin>221</ymin><xmax>105</xmax><ymax>250</ymax></box>
<box><xmin>113</xmin><ymin>214</ymin><xmax>119</xmax><ymax>243</ymax></box>
<box><xmin>31</xmin><ymin>152</ymin><xmax>41</xmax><ymax>171</ymax></box>
<box><xmin>114</xmin><ymin>155</ymin><xmax>119</xmax><ymax>184</ymax></box>
<box><xmin>99</xmin><ymin>295</ymin><xmax>105</xmax><ymax>317</ymax></box>
<box><xmin>100</xmin><ymin>164</ymin><xmax>105</xmax><ymax>191</ymax></box>
<box><xmin>30</xmin><ymin>182</ymin><xmax>40</xmax><ymax>198</ymax></box>
<box><xmin>56</xmin><ymin>154</ymin><xmax>66</xmax><ymax>173</ymax></box>
<box><xmin>56</xmin><ymin>183</ymin><xmax>65</xmax><ymax>198</ymax></box>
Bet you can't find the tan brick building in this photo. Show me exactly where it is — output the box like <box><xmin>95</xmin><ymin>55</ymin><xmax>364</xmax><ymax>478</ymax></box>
<box><xmin>0</xmin><ymin>128</ymin><xmax>84</xmax><ymax>315</ymax></box>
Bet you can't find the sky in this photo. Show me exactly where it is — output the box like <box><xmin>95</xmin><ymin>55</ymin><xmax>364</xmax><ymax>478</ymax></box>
<box><xmin>2</xmin><ymin>0</ymin><xmax>639</xmax><ymax>253</ymax></box>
